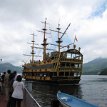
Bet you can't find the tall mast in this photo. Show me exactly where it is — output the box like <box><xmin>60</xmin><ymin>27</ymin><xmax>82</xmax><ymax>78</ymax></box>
<box><xmin>50</xmin><ymin>24</ymin><xmax>62</xmax><ymax>53</ymax></box>
<box><xmin>30</xmin><ymin>33</ymin><xmax>35</xmax><ymax>63</ymax></box>
<box><xmin>41</xmin><ymin>18</ymin><xmax>48</xmax><ymax>61</ymax></box>
<box><xmin>56</xmin><ymin>24</ymin><xmax>62</xmax><ymax>53</ymax></box>
<box><xmin>57</xmin><ymin>23</ymin><xmax>71</xmax><ymax>52</ymax></box>
<box><xmin>50</xmin><ymin>23</ymin><xmax>70</xmax><ymax>53</ymax></box>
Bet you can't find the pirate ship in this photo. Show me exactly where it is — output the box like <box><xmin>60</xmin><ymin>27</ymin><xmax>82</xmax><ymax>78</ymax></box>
<box><xmin>22</xmin><ymin>19</ymin><xmax>83</xmax><ymax>84</ymax></box>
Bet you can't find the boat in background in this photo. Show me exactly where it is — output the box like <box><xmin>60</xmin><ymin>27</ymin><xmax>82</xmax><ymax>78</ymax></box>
<box><xmin>22</xmin><ymin>19</ymin><xmax>83</xmax><ymax>85</ymax></box>
<box><xmin>57</xmin><ymin>91</ymin><xmax>98</xmax><ymax>107</ymax></box>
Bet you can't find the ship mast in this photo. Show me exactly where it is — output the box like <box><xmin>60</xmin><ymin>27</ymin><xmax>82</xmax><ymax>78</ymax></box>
<box><xmin>50</xmin><ymin>23</ymin><xmax>71</xmax><ymax>53</ymax></box>
<box><xmin>58</xmin><ymin>23</ymin><xmax>71</xmax><ymax>52</ymax></box>
<box><xmin>50</xmin><ymin>24</ymin><xmax>62</xmax><ymax>53</ymax></box>
<box><xmin>56</xmin><ymin>24</ymin><xmax>62</xmax><ymax>53</ymax></box>
<box><xmin>23</xmin><ymin>33</ymin><xmax>36</xmax><ymax>63</ymax></box>
<box><xmin>30</xmin><ymin>33</ymin><xmax>35</xmax><ymax>63</ymax></box>
<box><xmin>41</xmin><ymin>19</ymin><xmax>48</xmax><ymax>61</ymax></box>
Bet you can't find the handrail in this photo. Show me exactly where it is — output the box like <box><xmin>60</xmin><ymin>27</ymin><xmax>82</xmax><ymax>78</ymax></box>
<box><xmin>25</xmin><ymin>87</ymin><xmax>41</xmax><ymax>107</ymax></box>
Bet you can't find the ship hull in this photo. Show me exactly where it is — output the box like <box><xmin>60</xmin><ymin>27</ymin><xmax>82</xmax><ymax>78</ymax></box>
<box><xmin>25</xmin><ymin>78</ymin><xmax>80</xmax><ymax>85</ymax></box>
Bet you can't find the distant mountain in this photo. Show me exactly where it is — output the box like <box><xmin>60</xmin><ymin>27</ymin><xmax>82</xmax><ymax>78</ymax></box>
<box><xmin>0</xmin><ymin>63</ymin><xmax>22</xmax><ymax>73</ymax></box>
<box><xmin>98</xmin><ymin>68</ymin><xmax>107</xmax><ymax>75</ymax></box>
<box><xmin>83</xmin><ymin>58</ymin><xmax>107</xmax><ymax>75</ymax></box>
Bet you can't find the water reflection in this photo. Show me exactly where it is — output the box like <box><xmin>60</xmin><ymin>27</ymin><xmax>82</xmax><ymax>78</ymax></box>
<box><xmin>32</xmin><ymin>83</ymin><xmax>82</xmax><ymax>107</ymax></box>
<box><xmin>26</xmin><ymin>75</ymin><xmax>107</xmax><ymax>107</ymax></box>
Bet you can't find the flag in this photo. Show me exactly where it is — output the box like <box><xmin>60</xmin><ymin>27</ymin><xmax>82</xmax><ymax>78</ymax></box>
<box><xmin>75</xmin><ymin>35</ymin><xmax>78</xmax><ymax>41</ymax></box>
<box><xmin>74</xmin><ymin>35</ymin><xmax>78</xmax><ymax>44</ymax></box>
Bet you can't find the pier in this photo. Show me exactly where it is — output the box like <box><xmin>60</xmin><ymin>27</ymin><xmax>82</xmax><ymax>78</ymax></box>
<box><xmin>0</xmin><ymin>86</ymin><xmax>41</xmax><ymax>107</ymax></box>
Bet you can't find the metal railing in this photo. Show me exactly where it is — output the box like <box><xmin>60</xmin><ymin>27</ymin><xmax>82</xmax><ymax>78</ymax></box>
<box><xmin>22</xmin><ymin>87</ymin><xmax>41</xmax><ymax>107</ymax></box>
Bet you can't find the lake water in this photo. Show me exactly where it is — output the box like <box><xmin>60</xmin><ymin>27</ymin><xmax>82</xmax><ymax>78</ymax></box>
<box><xmin>31</xmin><ymin>75</ymin><xmax>107</xmax><ymax>107</ymax></box>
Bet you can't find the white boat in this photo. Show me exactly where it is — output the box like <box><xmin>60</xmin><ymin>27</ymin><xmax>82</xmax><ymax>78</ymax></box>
<box><xmin>57</xmin><ymin>91</ymin><xmax>98</xmax><ymax>107</ymax></box>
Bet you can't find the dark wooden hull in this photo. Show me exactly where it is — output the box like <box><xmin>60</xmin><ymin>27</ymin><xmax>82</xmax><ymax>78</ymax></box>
<box><xmin>25</xmin><ymin>78</ymin><xmax>80</xmax><ymax>85</ymax></box>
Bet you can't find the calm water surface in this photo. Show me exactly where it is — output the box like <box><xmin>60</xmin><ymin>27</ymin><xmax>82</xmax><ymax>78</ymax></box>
<box><xmin>31</xmin><ymin>75</ymin><xmax>107</xmax><ymax>107</ymax></box>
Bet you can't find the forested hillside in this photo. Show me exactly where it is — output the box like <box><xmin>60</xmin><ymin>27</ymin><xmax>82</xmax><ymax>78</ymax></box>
<box><xmin>0</xmin><ymin>63</ymin><xmax>22</xmax><ymax>73</ymax></box>
<box><xmin>83</xmin><ymin>58</ymin><xmax>107</xmax><ymax>75</ymax></box>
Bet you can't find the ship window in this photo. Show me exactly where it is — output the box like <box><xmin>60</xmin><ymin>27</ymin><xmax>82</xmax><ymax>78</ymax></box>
<box><xmin>39</xmin><ymin>73</ymin><xmax>42</xmax><ymax>76</ymax></box>
<box><xmin>70</xmin><ymin>72</ymin><xmax>74</xmax><ymax>76</ymax></box>
<box><xmin>46</xmin><ymin>73</ymin><xmax>49</xmax><ymax>76</ymax></box>
<box><xmin>66</xmin><ymin>63</ymin><xmax>70</xmax><ymax>66</ymax></box>
<box><xmin>28</xmin><ymin>72</ymin><xmax>31</xmax><ymax>76</ymax></box>
<box><xmin>71</xmin><ymin>54</ymin><xmax>76</xmax><ymax>59</ymax></box>
<box><xmin>26</xmin><ymin>72</ymin><xmax>28</xmax><ymax>76</ymax></box>
<box><xmin>28</xmin><ymin>72</ymin><xmax>30</xmax><ymax>76</ymax></box>
<box><xmin>30</xmin><ymin>73</ymin><xmax>32</xmax><ymax>76</ymax></box>
<box><xmin>36</xmin><ymin>73</ymin><xmax>39</xmax><ymax>76</ymax></box>
<box><xmin>61</xmin><ymin>62</ymin><xmax>65</xmax><ymax>67</ymax></box>
<box><xmin>53</xmin><ymin>72</ymin><xmax>57</xmax><ymax>76</ymax></box>
<box><xmin>44</xmin><ymin>73</ymin><xmax>47</xmax><ymax>77</ymax></box>
<box><xmin>49</xmin><ymin>72</ymin><xmax>58</xmax><ymax>77</ymax></box>
<box><xmin>67</xmin><ymin>53</ymin><xmax>71</xmax><ymax>59</ymax></box>
<box><xmin>71</xmin><ymin>64</ymin><xmax>74</xmax><ymax>67</ymax></box>
<box><xmin>65</xmin><ymin>72</ymin><xmax>69</xmax><ymax>76</ymax></box>
<box><xmin>27</xmin><ymin>73</ymin><xmax>29</xmax><ymax>76</ymax></box>
<box><xmin>75</xmin><ymin>64</ymin><xmax>78</xmax><ymax>68</ymax></box>
<box><xmin>34</xmin><ymin>73</ymin><xmax>36</xmax><ymax>76</ymax></box>
<box><xmin>74</xmin><ymin>73</ymin><xmax>78</xmax><ymax>77</ymax></box>
<box><xmin>79</xmin><ymin>64</ymin><xmax>81</xmax><ymax>68</ymax></box>
<box><xmin>59</xmin><ymin>72</ymin><xmax>64</xmax><ymax>76</ymax></box>
<box><xmin>32</xmin><ymin>72</ymin><xmax>34</xmax><ymax>76</ymax></box>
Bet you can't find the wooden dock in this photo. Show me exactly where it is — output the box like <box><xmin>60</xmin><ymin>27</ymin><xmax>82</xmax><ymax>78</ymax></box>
<box><xmin>0</xmin><ymin>94</ymin><xmax>7</xmax><ymax>107</ymax></box>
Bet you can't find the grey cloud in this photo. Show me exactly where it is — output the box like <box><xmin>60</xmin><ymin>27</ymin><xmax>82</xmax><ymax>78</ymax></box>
<box><xmin>0</xmin><ymin>0</ymin><xmax>107</xmax><ymax>65</ymax></box>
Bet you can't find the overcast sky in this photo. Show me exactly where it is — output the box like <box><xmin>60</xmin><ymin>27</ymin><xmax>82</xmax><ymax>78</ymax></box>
<box><xmin>0</xmin><ymin>0</ymin><xmax>107</xmax><ymax>66</ymax></box>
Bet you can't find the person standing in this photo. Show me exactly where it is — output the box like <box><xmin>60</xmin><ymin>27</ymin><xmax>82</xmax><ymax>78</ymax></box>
<box><xmin>1</xmin><ymin>72</ymin><xmax>6</xmax><ymax>94</ymax></box>
<box><xmin>11</xmin><ymin>75</ymin><xmax>24</xmax><ymax>107</ymax></box>
<box><xmin>4</xmin><ymin>70</ymin><xmax>11</xmax><ymax>101</ymax></box>
<box><xmin>1</xmin><ymin>72</ymin><xmax>6</xmax><ymax>87</ymax></box>
<box><xmin>7</xmin><ymin>71</ymin><xmax>17</xmax><ymax>107</ymax></box>
<box><xmin>0</xmin><ymin>73</ymin><xmax>2</xmax><ymax>93</ymax></box>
